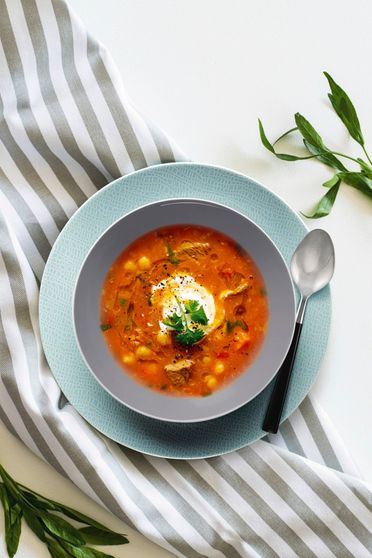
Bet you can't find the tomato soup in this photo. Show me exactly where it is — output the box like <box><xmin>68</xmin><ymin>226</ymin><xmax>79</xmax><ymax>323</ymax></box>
<box><xmin>100</xmin><ymin>225</ymin><xmax>269</xmax><ymax>397</ymax></box>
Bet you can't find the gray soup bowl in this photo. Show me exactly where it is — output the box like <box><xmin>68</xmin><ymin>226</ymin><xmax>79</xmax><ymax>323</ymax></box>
<box><xmin>73</xmin><ymin>199</ymin><xmax>296</xmax><ymax>422</ymax></box>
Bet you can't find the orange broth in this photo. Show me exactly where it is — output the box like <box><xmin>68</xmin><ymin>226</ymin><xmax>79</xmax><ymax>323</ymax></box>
<box><xmin>100</xmin><ymin>225</ymin><xmax>269</xmax><ymax>397</ymax></box>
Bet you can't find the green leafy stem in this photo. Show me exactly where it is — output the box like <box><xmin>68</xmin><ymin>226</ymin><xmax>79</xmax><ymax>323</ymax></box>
<box><xmin>163</xmin><ymin>298</ymin><xmax>208</xmax><ymax>346</ymax></box>
<box><xmin>0</xmin><ymin>464</ymin><xmax>128</xmax><ymax>558</ymax></box>
<box><xmin>259</xmin><ymin>72</ymin><xmax>372</xmax><ymax>218</ymax></box>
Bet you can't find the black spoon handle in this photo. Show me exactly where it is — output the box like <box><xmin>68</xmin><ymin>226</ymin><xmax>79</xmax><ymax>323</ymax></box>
<box><xmin>262</xmin><ymin>321</ymin><xmax>303</xmax><ymax>434</ymax></box>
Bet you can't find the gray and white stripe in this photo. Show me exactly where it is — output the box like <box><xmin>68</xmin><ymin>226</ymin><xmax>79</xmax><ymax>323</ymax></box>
<box><xmin>0</xmin><ymin>1</ymin><xmax>371</xmax><ymax>556</ymax></box>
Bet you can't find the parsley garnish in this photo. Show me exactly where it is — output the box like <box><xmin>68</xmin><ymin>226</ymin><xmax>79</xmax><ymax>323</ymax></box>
<box><xmin>163</xmin><ymin>312</ymin><xmax>184</xmax><ymax>332</ymax></box>
<box><xmin>163</xmin><ymin>298</ymin><xmax>207</xmax><ymax>346</ymax></box>
<box><xmin>184</xmin><ymin>300</ymin><xmax>208</xmax><ymax>325</ymax></box>
<box><xmin>100</xmin><ymin>324</ymin><xmax>112</xmax><ymax>331</ymax></box>
<box><xmin>176</xmin><ymin>328</ymin><xmax>205</xmax><ymax>347</ymax></box>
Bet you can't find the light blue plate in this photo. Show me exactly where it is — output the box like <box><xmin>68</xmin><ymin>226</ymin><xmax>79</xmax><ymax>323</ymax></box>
<box><xmin>39</xmin><ymin>163</ymin><xmax>331</xmax><ymax>459</ymax></box>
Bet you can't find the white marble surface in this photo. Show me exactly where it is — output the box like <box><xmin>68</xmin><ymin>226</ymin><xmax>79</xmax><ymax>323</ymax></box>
<box><xmin>1</xmin><ymin>1</ymin><xmax>372</xmax><ymax>556</ymax></box>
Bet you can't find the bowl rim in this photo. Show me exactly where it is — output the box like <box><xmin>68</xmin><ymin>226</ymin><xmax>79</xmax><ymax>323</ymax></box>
<box><xmin>72</xmin><ymin>196</ymin><xmax>296</xmax><ymax>422</ymax></box>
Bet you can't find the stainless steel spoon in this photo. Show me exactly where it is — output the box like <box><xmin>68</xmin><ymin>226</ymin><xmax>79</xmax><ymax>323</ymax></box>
<box><xmin>263</xmin><ymin>229</ymin><xmax>335</xmax><ymax>434</ymax></box>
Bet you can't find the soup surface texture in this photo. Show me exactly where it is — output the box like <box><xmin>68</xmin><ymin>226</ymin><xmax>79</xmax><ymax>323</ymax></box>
<box><xmin>100</xmin><ymin>225</ymin><xmax>269</xmax><ymax>397</ymax></box>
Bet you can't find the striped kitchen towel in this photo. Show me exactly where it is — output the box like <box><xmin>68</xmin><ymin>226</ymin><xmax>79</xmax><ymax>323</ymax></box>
<box><xmin>0</xmin><ymin>1</ymin><xmax>371</xmax><ymax>557</ymax></box>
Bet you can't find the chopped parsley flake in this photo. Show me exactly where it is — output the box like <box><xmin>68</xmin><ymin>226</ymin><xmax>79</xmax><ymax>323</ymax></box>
<box><xmin>165</xmin><ymin>243</ymin><xmax>180</xmax><ymax>264</ymax></box>
<box><xmin>226</xmin><ymin>320</ymin><xmax>248</xmax><ymax>334</ymax></box>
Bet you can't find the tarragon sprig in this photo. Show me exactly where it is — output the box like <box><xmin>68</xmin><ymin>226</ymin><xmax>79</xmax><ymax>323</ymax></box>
<box><xmin>259</xmin><ymin>72</ymin><xmax>372</xmax><ymax>218</ymax></box>
<box><xmin>0</xmin><ymin>465</ymin><xmax>128</xmax><ymax>558</ymax></box>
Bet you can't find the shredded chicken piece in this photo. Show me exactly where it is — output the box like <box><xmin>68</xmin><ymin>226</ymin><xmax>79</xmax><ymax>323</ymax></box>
<box><xmin>164</xmin><ymin>359</ymin><xmax>194</xmax><ymax>386</ymax></box>
<box><xmin>219</xmin><ymin>282</ymin><xmax>249</xmax><ymax>300</ymax></box>
<box><xmin>164</xmin><ymin>359</ymin><xmax>194</xmax><ymax>373</ymax></box>
<box><xmin>177</xmin><ymin>241</ymin><xmax>210</xmax><ymax>258</ymax></box>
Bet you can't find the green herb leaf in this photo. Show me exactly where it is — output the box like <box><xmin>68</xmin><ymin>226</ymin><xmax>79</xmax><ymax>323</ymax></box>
<box><xmin>0</xmin><ymin>466</ymin><xmax>22</xmax><ymax>502</ymax></box>
<box><xmin>294</xmin><ymin>112</ymin><xmax>325</xmax><ymax>148</ymax></box>
<box><xmin>60</xmin><ymin>541</ymin><xmax>116</xmax><ymax>558</ymax></box>
<box><xmin>100</xmin><ymin>324</ymin><xmax>112</xmax><ymax>332</ymax></box>
<box><xmin>303</xmin><ymin>140</ymin><xmax>347</xmax><ymax>171</ymax></box>
<box><xmin>184</xmin><ymin>300</ymin><xmax>208</xmax><ymax>325</ymax></box>
<box><xmin>22</xmin><ymin>490</ymin><xmax>58</xmax><ymax>511</ymax></box>
<box><xmin>40</xmin><ymin>512</ymin><xmax>85</xmax><ymax>546</ymax></box>
<box><xmin>322</xmin><ymin>174</ymin><xmax>340</xmax><ymax>188</ymax></box>
<box><xmin>301</xmin><ymin>180</ymin><xmax>341</xmax><ymax>218</ymax></box>
<box><xmin>324</xmin><ymin>72</ymin><xmax>364</xmax><ymax>146</ymax></box>
<box><xmin>79</xmin><ymin>526</ymin><xmax>129</xmax><ymax>546</ymax></box>
<box><xmin>294</xmin><ymin>113</ymin><xmax>347</xmax><ymax>171</ymax></box>
<box><xmin>47</xmin><ymin>540</ymin><xmax>72</xmax><ymax>558</ymax></box>
<box><xmin>260</xmin><ymin>113</ymin><xmax>354</xmax><ymax>171</ymax></box>
<box><xmin>338</xmin><ymin>172</ymin><xmax>372</xmax><ymax>199</ymax></box>
<box><xmin>118</xmin><ymin>298</ymin><xmax>127</xmax><ymax>306</ymax></box>
<box><xmin>258</xmin><ymin>73</ymin><xmax>372</xmax><ymax>217</ymax></box>
<box><xmin>176</xmin><ymin>328</ymin><xmax>205</xmax><ymax>346</ymax></box>
<box><xmin>0</xmin><ymin>485</ymin><xmax>22</xmax><ymax>558</ymax></box>
<box><xmin>258</xmin><ymin>119</ymin><xmax>314</xmax><ymax>161</ymax></box>
<box><xmin>23</xmin><ymin>506</ymin><xmax>46</xmax><ymax>542</ymax></box>
<box><xmin>190</xmin><ymin>306</ymin><xmax>208</xmax><ymax>325</ymax></box>
<box><xmin>356</xmin><ymin>158</ymin><xmax>372</xmax><ymax>175</ymax></box>
<box><xmin>226</xmin><ymin>320</ymin><xmax>248</xmax><ymax>334</ymax></box>
<box><xmin>29</xmin><ymin>497</ymin><xmax>115</xmax><ymax>532</ymax></box>
<box><xmin>163</xmin><ymin>312</ymin><xmax>184</xmax><ymax>332</ymax></box>
<box><xmin>184</xmin><ymin>300</ymin><xmax>199</xmax><ymax>313</ymax></box>
<box><xmin>165</xmin><ymin>244</ymin><xmax>180</xmax><ymax>264</ymax></box>
<box><xmin>272</xmin><ymin>127</ymin><xmax>298</xmax><ymax>145</ymax></box>
<box><xmin>165</xmin><ymin>299</ymin><xmax>207</xmax><ymax>345</ymax></box>
<box><xmin>0</xmin><ymin>467</ymin><xmax>130</xmax><ymax>558</ymax></box>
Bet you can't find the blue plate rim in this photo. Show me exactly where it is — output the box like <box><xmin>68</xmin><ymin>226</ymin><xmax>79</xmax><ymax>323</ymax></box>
<box><xmin>39</xmin><ymin>162</ymin><xmax>331</xmax><ymax>459</ymax></box>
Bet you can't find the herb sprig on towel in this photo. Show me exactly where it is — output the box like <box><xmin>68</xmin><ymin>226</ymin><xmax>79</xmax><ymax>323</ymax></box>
<box><xmin>0</xmin><ymin>465</ymin><xmax>129</xmax><ymax>558</ymax></box>
<box><xmin>259</xmin><ymin>72</ymin><xmax>372</xmax><ymax>217</ymax></box>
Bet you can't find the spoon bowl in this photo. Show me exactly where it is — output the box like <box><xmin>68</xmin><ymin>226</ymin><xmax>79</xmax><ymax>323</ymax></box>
<box><xmin>291</xmin><ymin>230</ymin><xmax>335</xmax><ymax>298</ymax></box>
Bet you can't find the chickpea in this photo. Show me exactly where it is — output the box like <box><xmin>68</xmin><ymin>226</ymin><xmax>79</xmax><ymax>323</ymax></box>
<box><xmin>205</xmin><ymin>375</ymin><xmax>217</xmax><ymax>389</ymax></box>
<box><xmin>157</xmin><ymin>331</ymin><xmax>171</xmax><ymax>346</ymax></box>
<box><xmin>122</xmin><ymin>353</ymin><xmax>135</xmax><ymax>365</ymax></box>
<box><xmin>214</xmin><ymin>361</ymin><xmax>225</xmax><ymax>375</ymax></box>
<box><xmin>137</xmin><ymin>256</ymin><xmax>151</xmax><ymax>270</ymax></box>
<box><xmin>202</xmin><ymin>355</ymin><xmax>211</xmax><ymax>365</ymax></box>
<box><xmin>123</xmin><ymin>260</ymin><xmax>137</xmax><ymax>272</ymax></box>
<box><xmin>135</xmin><ymin>345</ymin><xmax>153</xmax><ymax>360</ymax></box>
